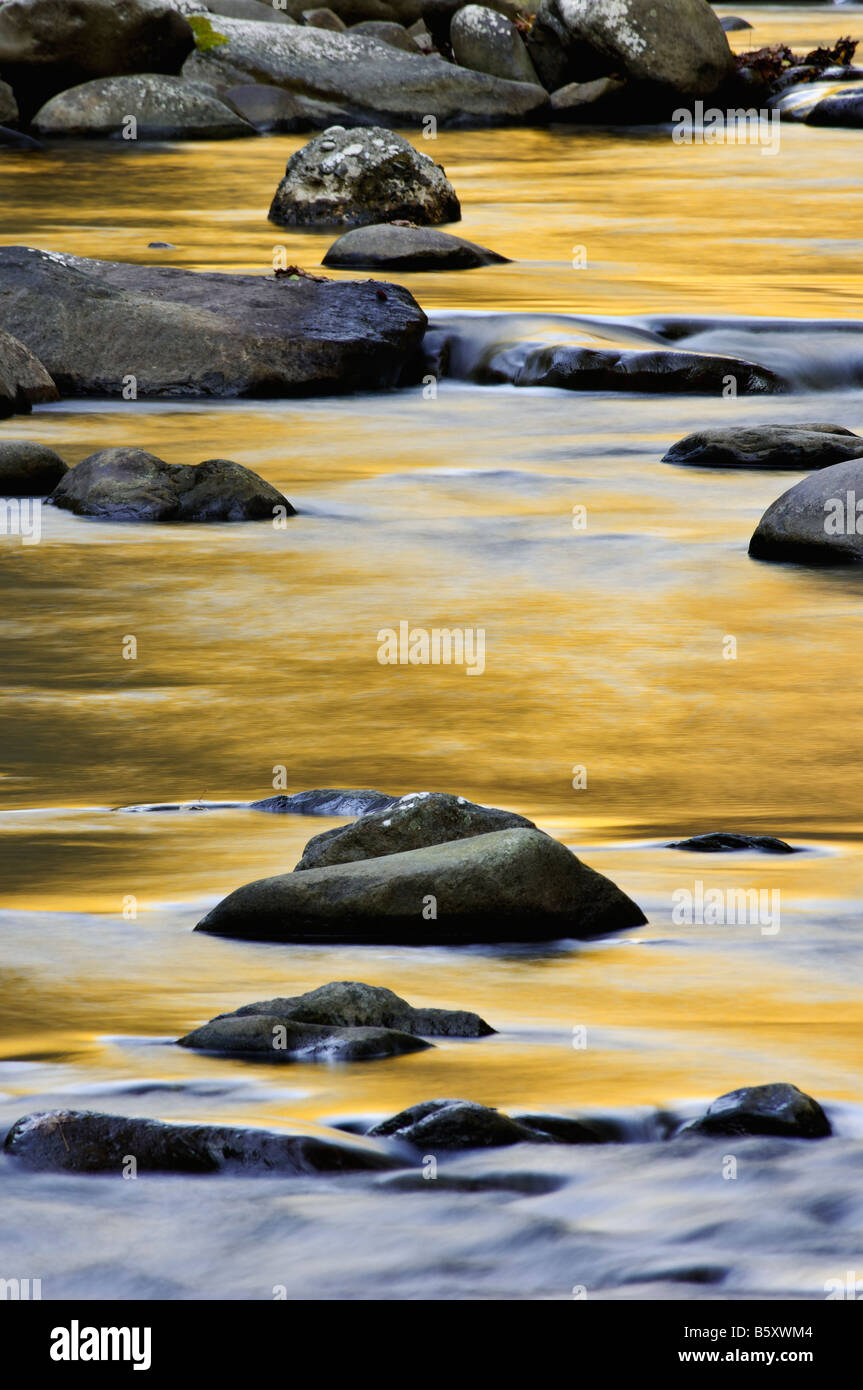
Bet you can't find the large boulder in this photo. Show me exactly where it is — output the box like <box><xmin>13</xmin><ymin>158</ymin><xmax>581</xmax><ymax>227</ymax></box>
<box><xmin>450</xmin><ymin>5</ymin><xmax>539</xmax><ymax>85</ymax></box>
<box><xmin>0</xmin><ymin>0</ymin><xmax>195</xmax><ymax>119</ymax></box>
<box><xmin>663</xmin><ymin>423</ymin><xmax>863</xmax><ymax>470</ymax></box>
<box><xmin>270</xmin><ymin>126</ymin><xmax>460</xmax><ymax>227</ymax></box>
<box><xmin>47</xmin><ymin>448</ymin><xmax>291</xmax><ymax>522</ymax></box>
<box><xmin>323</xmin><ymin>222</ymin><xmax>508</xmax><ymax>270</ymax></box>
<box><xmin>0</xmin><ymin>247</ymin><xmax>426</xmax><ymax>397</ymax></box>
<box><xmin>181</xmin><ymin>16</ymin><xmax>548</xmax><ymax>125</ymax></box>
<box><xmin>195</xmin><ymin>826</ymin><xmax>648</xmax><ymax>944</ymax></box>
<box><xmin>0</xmin><ymin>328</ymin><xmax>59</xmax><ymax>416</ymax></box>
<box><xmin>3</xmin><ymin>1108</ymin><xmax>400</xmax><ymax>1173</ymax></box>
<box><xmin>295</xmin><ymin>790</ymin><xmax>536</xmax><ymax>869</ymax></box>
<box><xmin>470</xmin><ymin>343</ymin><xmax>783</xmax><ymax>394</ymax></box>
<box><xmin>31</xmin><ymin>73</ymin><xmax>256</xmax><ymax>139</ymax></box>
<box><xmin>749</xmin><ymin>458</ymin><xmax>863</xmax><ymax>565</ymax></box>
<box><xmin>187</xmin><ymin>979</ymin><xmax>494</xmax><ymax>1036</ymax></box>
<box><xmin>681</xmin><ymin>1084</ymin><xmax>831</xmax><ymax>1140</ymax></box>
<box><xmin>178</xmin><ymin>1014</ymin><xmax>433</xmax><ymax>1060</ymax></box>
<box><xmin>0</xmin><ymin>441</ymin><xmax>68</xmax><ymax>495</ymax></box>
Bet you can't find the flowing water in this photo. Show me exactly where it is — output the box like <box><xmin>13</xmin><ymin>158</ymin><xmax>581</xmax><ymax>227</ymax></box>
<box><xmin>2</xmin><ymin>6</ymin><xmax>863</xmax><ymax>1299</ymax></box>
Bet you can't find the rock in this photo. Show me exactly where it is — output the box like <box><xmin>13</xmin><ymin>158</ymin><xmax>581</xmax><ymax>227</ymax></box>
<box><xmin>720</xmin><ymin>16</ymin><xmax>752</xmax><ymax>31</ymax></box>
<box><xmin>682</xmin><ymin>1084</ymin><xmax>831</xmax><ymax>1140</ymax></box>
<box><xmin>806</xmin><ymin>89</ymin><xmax>863</xmax><ymax>129</ymax></box>
<box><xmin>749</xmin><ymin>458</ymin><xmax>863</xmax><ymax>566</ymax></box>
<box><xmin>3</xmin><ymin>1108</ymin><xmax>400</xmax><ymax>1173</ymax></box>
<box><xmin>349</xmin><ymin>20</ymin><xmax>421</xmax><ymax>51</ymax></box>
<box><xmin>295</xmin><ymin>790</ymin><xmax>536</xmax><ymax>869</ymax></box>
<box><xmin>47</xmin><ymin>448</ymin><xmax>291</xmax><ymax>523</ymax></box>
<box><xmin>303</xmin><ymin>6</ymin><xmax>347</xmax><ymax>27</ymax></box>
<box><xmin>668</xmin><ymin>832</ymin><xmax>797</xmax><ymax>854</ymax></box>
<box><xmin>407</xmin><ymin>17</ymin><xmax>434</xmax><ymax>51</ymax></box>
<box><xmin>550</xmin><ymin>74</ymin><xmax>627</xmax><ymax>113</ymax></box>
<box><xmin>205</xmin><ymin>0</ymin><xmax>297</xmax><ymax>21</ymax></box>
<box><xmin>148</xmin><ymin>240</ymin><xmax>175</xmax><ymax>247</ymax></box>
<box><xmin>193</xmin><ymin>979</ymin><xmax>494</xmax><ymax>1036</ymax></box>
<box><xmin>0</xmin><ymin>0</ymin><xmax>195</xmax><ymax>120</ymax></box>
<box><xmin>0</xmin><ymin>441</ymin><xmax>68</xmax><ymax>495</ymax></box>
<box><xmin>178</xmin><ymin>1014</ymin><xmax>433</xmax><ymax>1060</ymax></box>
<box><xmin>32</xmin><ymin>74</ymin><xmax>256</xmax><ymax>139</ymax></box>
<box><xmin>0</xmin><ymin>329</ymin><xmax>59</xmax><ymax>417</ymax></box>
<box><xmin>663</xmin><ymin>424</ymin><xmax>863</xmax><ymax>470</ymax></box>
<box><xmin>182</xmin><ymin>16</ymin><xmax>549</xmax><ymax>125</ymax></box>
<box><xmin>512</xmin><ymin>1112</ymin><xmax>623</xmax><ymax>1143</ymax></box>
<box><xmin>450</xmin><ymin>5</ymin><xmax>539</xmax><ymax>86</ymax></box>
<box><xmin>223</xmin><ymin>81</ymin><xmax>362</xmax><ymax>130</ymax></box>
<box><xmin>0</xmin><ymin>124</ymin><xmax>41</xmax><ymax>149</ymax></box>
<box><xmin>368</xmin><ymin>1099</ymin><xmax>543</xmax><ymax>1148</ymax></box>
<box><xmin>474</xmin><ymin>344</ymin><xmax>784</xmax><ymax>395</ymax></box>
<box><xmin>195</xmin><ymin>826</ymin><xmax>648</xmax><ymax>944</ymax></box>
<box><xmin>251</xmin><ymin>787</ymin><xmax>397</xmax><ymax>815</ymax></box>
<box><xmin>269</xmin><ymin>126</ymin><xmax>460</xmax><ymax>227</ymax></box>
<box><xmin>0</xmin><ymin>246</ymin><xmax>426</xmax><ymax>397</ymax></box>
<box><xmin>0</xmin><ymin>78</ymin><xmax>18</xmax><ymax>125</ymax></box>
<box><xmin>322</xmin><ymin>222</ymin><xmax>508</xmax><ymax>270</ymax></box>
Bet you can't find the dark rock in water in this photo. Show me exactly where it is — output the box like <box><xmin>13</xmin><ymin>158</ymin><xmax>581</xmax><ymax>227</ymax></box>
<box><xmin>3</xmin><ymin>1108</ymin><xmax>400</xmax><ymax>1173</ymax></box>
<box><xmin>749</xmin><ymin>458</ymin><xmax>863</xmax><ymax>566</ymax></box>
<box><xmin>31</xmin><ymin>74</ymin><xmax>256</xmax><ymax>139</ymax></box>
<box><xmin>0</xmin><ymin>441</ymin><xmax>68</xmax><ymax>495</ymax></box>
<box><xmin>668</xmin><ymin>832</ymin><xmax>797</xmax><ymax>854</ymax></box>
<box><xmin>349</xmin><ymin>19</ymin><xmax>421</xmax><ymax>51</ymax></box>
<box><xmin>379</xmin><ymin>1169</ymin><xmax>565</xmax><ymax>1193</ymax></box>
<box><xmin>251</xmin><ymin>788</ymin><xmax>397</xmax><ymax>816</ymax></box>
<box><xmin>0</xmin><ymin>246</ymin><xmax>426</xmax><ymax>398</ymax></box>
<box><xmin>47</xmin><ymin>448</ymin><xmax>291</xmax><ymax>523</ymax></box>
<box><xmin>303</xmin><ymin>7</ymin><xmax>347</xmax><ymax>29</ymax></box>
<box><xmin>148</xmin><ymin>240</ymin><xmax>175</xmax><ymax>248</ymax></box>
<box><xmin>0</xmin><ymin>328</ymin><xmax>59</xmax><ymax>417</ymax></box>
<box><xmin>450</xmin><ymin>5</ymin><xmax>539</xmax><ymax>86</ymax></box>
<box><xmin>194</xmin><ymin>826</ymin><xmax>648</xmax><ymax>944</ymax></box>
<box><xmin>269</xmin><ymin>126</ymin><xmax>461</xmax><ymax>227</ymax></box>
<box><xmin>476</xmin><ymin>344</ymin><xmax>784</xmax><ymax>395</ymax></box>
<box><xmin>0</xmin><ymin>78</ymin><xmax>18</xmax><ymax>125</ymax></box>
<box><xmin>115</xmin><ymin>799</ymin><xmax>245</xmax><ymax>813</ymax></box>
<box><xmin>296</xmin><ymin>790</ymin><xmax>535</xmax><ymax>869</ymax></box>
<box><xmin>368</xmin><ymin>1098</ymin><xmax>543</xmax><ymax>1148</ymax></box>
<box><xmin>512</xmin><ymin>1112</ymin><xmax>624</xmax><ymax>1143</ymax></box>
<box><xmin>806</xmin><ymin>89</ymin><xmax>863</xmax><ymax>128</ymax></box>
<box><xmin>223</xmin><ymin>82</ymin><xmax>363</xmax><ymax>131</ymax></box>
<box><xmin>178</xmin><ymin>1014</ymin><xmax>432</xmax><ymax>1060</ymax></box>
<box><xmin>225</xmin><ymin>979</ymin><xmax>494</xmax><ymax>1036</ymax></box>
<box><xmin>322</xmin><ymin>222</ymin><xmax>508</xmax><ymax>270</ymax></box>
<box><xmin>720</xmin><ymin>15</ymin><xmax>752</xmax><ymax>31</ymax></box>
<box><xmin>0</xmin><ymin>0</ymin><xmax>195</xmax><ymax>120</ymax></box>
<box><xmin>663</xmin><ymin>424</ymin><xmax>863</xmax><ymax>470</ymax></box>
<box><xmin>0</xmin><ymin>123</ymin><xmax>41</xmax><ymax>149</ymax></box>
<box><xmin>682</xmin><ymin>1084</ymin><xmax>831</xmax><ymax>1140</ymax></box>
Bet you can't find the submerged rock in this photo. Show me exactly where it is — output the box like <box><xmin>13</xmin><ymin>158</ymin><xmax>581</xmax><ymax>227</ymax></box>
<box><xmin>475</xmin><ymin>344</ymin><xmax>783</xmax><ymax>395</ymax></box>
<box><xmin>682</xmin><ymin>1084</ymin><xmax>831</xmax><ymax>1140</ymax></box>
<box><xmin>668</xmin><ymin>832</ymin><xmax>797</xmax><ymax>854</ymax></box>
<box><xmin>368</xmin><ymin>1099</ymin><xmax>542</xmax><ymax>1148</ymax></box>
<box><xmin>195</xmin><ymin>826</ymin><xmax>648</xmax><ymax>944</ymax></box>
<box><xmin>749</xmin><ymin>458</ymin><xmax>863</xmax><ymax>565</ymax></box>
<box><xmin>663</xmin><ymin>424</ymin><xmax>863</xmax><ymax>470</ymax></box>
<box><xmin>0</xmin><ymin>328</ymin><xmax>59</xmax><ymax>417</ymax></box>
<box><xmin>0</xmin><ymin>441</ymin><xmax>68</xmax><ymax>495</ymax></box>
<box><xmin>251</xmin><ymin>788</ymin><xmax>397</xmax><ymax>815</ymax></box>
<box><xmin>296</xmin><ymin>790</ymin><xmax>536</xmax><ymax>869</ymax></box>
<box><xmin>0</xmin><ymin>246</ymin><xmax>426</xmax><ymax>398</ymax></box>
<box><xmin>32</xmin><ymin>73</ymin><xmax>256</xmax><ymax>139</ymax></box>
<box><xmin>3</xmin><ymin>1108</ymin><xmax>400</xmax><ymax>1173</ymax></box>
<box><xmin>323</xmin><ymin>222</ymin><xmax>508</xmax><ymax>270</ymax></box>
<box><xmin>450</xmin><ymin>5</ymin><xmax>539</xmax><ymax>86</ymax></box>
<box><xmin>187</xmin><ymin>979</ymin><xmax>494</xmax><ymax>1037</ymax></box>
<box><xmin>178</xmin><ymin>1014</ymin><xmax>432</xmax><ymax>1060</ymax></box>
<box><xmin>47</xmin><ymin>448</ymin><xmax>291</xmax><ymax>523</ymax></box>
<box><xmin>269</xmin><ymin>126</ymin><xmax>461</xmax><ymax>227</ymax></box>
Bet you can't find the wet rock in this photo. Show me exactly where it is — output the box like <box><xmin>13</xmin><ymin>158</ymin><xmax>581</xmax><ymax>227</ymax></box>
<box><xmin>303</xmin><ymin>6</ymin><xmax>347</xmax><ymax>28</ymax></box>
<box><xmin>349</xmin><ymin>20</ymin><xmax>421</xmax><ymax>51</ymax></box>
<box><xmin>720</xmin><ymin>16</ymin><xmax>752</xmax><ymax>32</ymax></box>
<box><xmin>3</xmin><ymin>1108</ymin><xmax>400</xmax><ymax>1173</ymax></box>
<box><xmin>47</xmin><ymin>448</ymin><xmax>291</xmax><ymax>523</ymax></box>
<box><xmin>668</xmin><ymin>832</ymin><xmax>797</xmax><ymax>854</ymax></box>
<box><xmin>195</xmin><ymin>826</ymin><xmax>648</xmax><ymax>944</ymax></box>
<box><xmin>178</xmin><ymin>1014</ymin><xmax>432</xmax><ymax>1060</ymax></box>
<box><xmin>31</xmin><ymin>73</ymin><xmax>256</xmax><ymax>139</ymax></box>
<box><xmin>512</xmin><ymin>1112</ymin><xmax>624</xmax><ymax>1143</ymax></box>
<box><xmin>663</xmin><ymin>423</ymin><xmax>863</xmax><ymax>470</ymax></box>
<box><xmin>251</xmin><ymin>788</ymin><xmax>397</xmax><ymax>815</ymax></box>
<box><xmin>0</xmin><ymin>441</ymin><xmax>68</xmax><ymax>495</ymax></box>
<box><xmin>0</xmin><ymin>0</ymin><xmax>195</xmax><ymax>120</ymax></box>
<box><xmin>269</xmin><ymin>126</ymin><xmax>461</xmax><ymax>227</ymax></box>
<box><xmin>322</xmin><ymin>221</ymin><xmax>508</xmax><ymax>270</ymax></box>
<box><xmin>475</xmin><ymin>344</ymin><xmax>784</xmax><ymax>395</ymax></box>
<box><xmin>682</xmin><ymin>1084</ymin><xmax>831</xmax><ymax>1140</ymax></box>
<box><xmin>0</xmin><ymin>124</ymin><xmax>41</xmax><ymax>149</ymax></box>
<box><xmin>0</xmin><ymin>329</ymin><xmax>59</xmax><ymax>417</ymax></box>
<box><xmin>749</xmin><ymin>458</ymin><xmax>863</xmax><ymax>566</ymax></box>
<box><xmin>0</xmin><ymin>246</ymin><xmax>426</xmax><ymax>397</ymax></box>
<box><xmin>296</xmin><ymin>790</ymin><xmax>536</xmax><ymax>869</ymax></box>
<box><xmin>806</xmin><ymin>89</ymin><xmax>863</xmax><ymax>128</ymax></box>
<box><xmin>368</xmin><ymin>1099</ymin><xmax>543</xmax><ymax>1148</ymax></box>
<box><xmin>379</xmin><ymin>1169</ymin><xmax>565</xmax><ymax>1193</ymax></box>
<box><xmin>223</xmin><ymin>82</ymin><xmax>362</xmax><ymax>130</ymax></box>
<box><xmin>450</xmin><ymin>5</ymin><xmax>539</xmax><ymax>86</ymax></box>
<box><xmin>550</xmin><ymin>75</ymin><xmax>627</xmax><ymax>114</ymax></box>
<box><xmin>0</xmin><ymin>78</ymin><xmax>18</xmax><ymax>126</ymax></box>
<box><xmin>191</xmin><ymin>979</ymin><xmax>494</xmax><ymax>1036</ymax></box>
<box><xmin>182</xmin><ymin>16</ymin><xmax>548</xmax><ymax>125</ymax></box>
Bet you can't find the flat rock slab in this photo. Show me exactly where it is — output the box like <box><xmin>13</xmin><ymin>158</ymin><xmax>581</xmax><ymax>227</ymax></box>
<box><xmin>680</xmin><ymin>1084</ymin><xmax>831</xmax><ymax>1140</ymax></box>
<box><xmin>32</xmin><ymin>73</ymin><xmax>256</xmax><ymax>139</ymax></box>
<box><xmin>218</xmin><ymin>979</ymin><xmax>494</xmax><ymax>1036</ymax></box>
<box><xmin>477</xmin><ymin>345</ymin><xmax>784</xmax><ymax>394</ymax></box>
<box><xmin>323</xmin><ymin>222</ymin><xmax>509</xmax><ymax>270</ymax></box>
<box><xmin>668</xmin><ymin>832</ymin><xmax>797</xmax><ymax>854</ymax></box>
<box><xmin>0</xmin><ymin>440</ymin><xmax>67</xmax><ymax>495</ymax></box>
<box><xmin>194</xmin><ymin>826</ymin><xmax>648</xmax><ymax>943</ymax></box>
<box><xmin>178</xmin><ymin>1014</ymin><xmax>433</xmax><ymax>1060</ymax></box>
<box><xmin>663</xmin><ymin>423</ymin><xmax>863</xmax><ymax>469</ymax></box>
<box><xmin>3</xmin><ymin>1108</ymin><xmax>400</xmax><ymax>1173</ymax></box>
<box><xmin>0</xmin><ymin>246</ymin><xmax>426</xmax><ymax>398</ymax></box>
<box><xmin>749</xmin><ymin>457</ymin><xmax>863</xmax><ymax>565</ymax></box>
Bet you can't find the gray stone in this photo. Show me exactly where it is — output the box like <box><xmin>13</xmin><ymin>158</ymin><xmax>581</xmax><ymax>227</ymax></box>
<box><xmin>0</xmin><ymin>246</ymin><xmax>426</xmax><ymax>397</ymax></box>
<box><xmin>0</xmin><ymin>441</ymin><xmax>68</xmax><ymax>495</ymax></box>
<box><xmin>668</xmin><ymin>832</ymin><xmax>797</xmax><ymax>854</ymax></box>
<box><xmin>47</xmin><ymin>448</ymin><xmax>291</xmax><ymax>522</ymax></box>
<box><xmin>296</xmin><ymin>790</ymin><xmax>535</xmax><ymax>869</ymax></box>
<box><xmin>193</xmin><ymin>979</ymin><xmax>494</xmax><ymax>1035</ymax></box>
<box><xmin>550</xmin><ymin>75</ymin><xmax>626</xmax><ymax>112</ymax></box>
<box><xmin>270</xmin><ymin>126</ymin><xmax>460</xmax><ymax>227</ymax></box>
<box><xmin>682</xmin><ymin>1084</ymin><xmax>831</xmax><ymax>1140</ymax></box>
<box><xmin>302</xmin><ymin>6</ymin><xmax>347</xmax><ymax>27</ymax></box>
<box><xmin>349</xmin><ymin>19</ymin><xmax>420</xmax><ymax>51</ymax></box>
<box><xmin>0</xmin><ymin>329</ymin><xmax>59</xmax><ymax>417</ymax></box>
<box><xmin>195</xmin><ymin>826</ymin><xmax>648</xmax><ymax>943</ymax></box>
<box><xmin>0</xmin><ymin>78</ymin><xmax>18</xmax><ymax>125</ymax></box>
<box><xmin>474</xmin><ymin>343</ymin><xmax>784</xmax><ymax>394</ymax></box>
<box><xmin>664</xmin><ymin>423</ymin><xmax>863</xmax><ymax>470</ymax></box>
<box><xmin>204</xmin><ymin>0</ymin><xmax>298</xmax><ymax>21</ymax></box>
<box><xmin>749</xmin><ymin>458</ymin><xmax>863</xmax><ymax>565</ymax></box>
<box><xmin>223</xmin><ymin>81</ymin><xmax>362</xmax><ymax>130</ymax></box>
<box><xmin>368</xmin><ymin>1098</ymin><xmax>543</xmax><ymax>1148</ymax></box>
<box><xmin>323</xmin><ymin>221</ymin><xmax>507</xmax><ymax>269</ymax></box>
<box><xmin>450</xmin><ymin>5</ymin><xmax>538</xmax><ymax>85</ymax></box>
<box><xmin>178</xmin><ymin>1014</ymin><xmax>433</xmax><ymax>1059</ymax></box>
<box><xmin>32</xmin><ymin>73</ymin><xmax>255</xmax><ymax>139</ymax></box>
<box><xmin>251</xmin><ymin>788</ymin><xmax>397</xmax><ymax>815</ymax></box>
